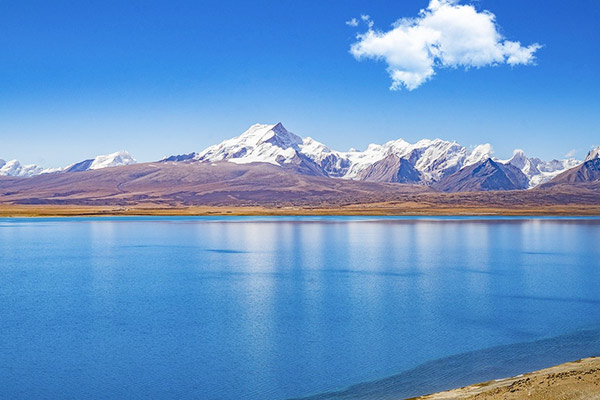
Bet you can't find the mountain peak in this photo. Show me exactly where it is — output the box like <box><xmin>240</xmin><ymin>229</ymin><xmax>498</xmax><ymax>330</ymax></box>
<box><xmin>544</xmin><ymin>153</ymin><xmax>600</xmax><ymax>186</ymax></box>
<box><xmin>267</xmin><ymin>122</ymin><xmax>302</xmax><ymax>147</ymax></box>
<box><xmin>464</xmin><ymin>143</ymin><xmax>494</xmax><ymax>167</ymax></box>
<box><xmin>435</xmin><ymin>157</ymin><xmax>529</xmax><ymax>192</ymax></box>
<box><xmin>476</xmin><ymin>157</ymin><xmax>499</xmax><ymax>170</ymax></box>
<box><xmin>63</xmin><ymin>150</ymin><xmax>137</xmax><ymax>173</ymax></box>
<box><xmin>160</xmin><ymin>123</ymin><xmax>582</xmax><ymax>188</ymax></box>
<box><xmin>89</xmin><ymin>150</ymin><xmax>136</xmax><ymax>170</ymax></box>
<box><xmin>507</xmin><ymin>149</ymin><xmax>528</xmax><ymax>169</ymax></box>
<box><xmin>585</xmin><ymin>147</ymin><xmax>600</xmax><ymax>162</ymax></box>
<box><xmin>237</xmin><ymin>123</ymin><xmax>301</xmax><ymax>148</ymax></box>
<box><xmin>0</xmin><ymin>159</ymin><xmax>46</xmax><ymax>177</ymax></box>
<box><xmin>196</xmin><ymin>123</ymin><xmax>304</xmax><ymax>166</ymax></box>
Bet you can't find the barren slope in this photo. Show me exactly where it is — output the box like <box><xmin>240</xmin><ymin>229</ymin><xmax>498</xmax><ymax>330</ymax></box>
<box><xmin>0</xmin><ymin>161</ymin><xmax>429</xmax><ymax>207</ymax></box>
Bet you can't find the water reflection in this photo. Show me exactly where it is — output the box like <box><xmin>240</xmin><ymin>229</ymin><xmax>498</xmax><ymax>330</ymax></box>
<box><xmin>0</xmin><ymin>218</ymin><xmax>599</xmax><ymax>400</ymax></box>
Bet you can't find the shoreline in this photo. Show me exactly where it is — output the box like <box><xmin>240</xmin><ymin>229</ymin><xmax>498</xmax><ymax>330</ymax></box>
<box><xmin>411</xmin><ymin>357</ymin><xmax>600</xmax><ymax>399</ymax></box>
<box><xmin>294</xmin><ymin>327</ymin><xmax>600</xmax><ymax>400</ymax></box>
<box><xmin>1</xmin><ymin>204</ymin><xmax>600</xmax><ymax>217</ymax></box>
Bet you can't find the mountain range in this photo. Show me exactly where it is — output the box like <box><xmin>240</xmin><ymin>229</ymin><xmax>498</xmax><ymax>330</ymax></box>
<box><xmin>160</xmin><ymin>122</ymin><xmax>594</xmax><ymax>191</ymax></box>
<box><xmin>1</xmin><ymin>123</ymin><xmax>599</xmax><ymax>200</ymax></box>
<box><xmin>0</xmin><ymin>150</ymin><xmax>136</xmax><ymax>177</ymax></box>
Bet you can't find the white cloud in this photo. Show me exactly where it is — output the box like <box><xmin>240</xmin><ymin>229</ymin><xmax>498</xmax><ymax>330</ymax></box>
<box><xmin>361</xmin><ymin>14</ymin><xmax>374</xmax><ymax>29</ymax></box>
<box><xmin>349</xmin><ymin>0</ymin><xmax>542</xmax><ymax>90</ymax></box>
<box><xmin>346</xmin><ymin>18</ymin><xmax>359</xmax><ymax>27</ymax></box>
<box><xmin>565</xmin><ymin>149</ymin><xmax>577</xmax><ymax>158</ymax></box>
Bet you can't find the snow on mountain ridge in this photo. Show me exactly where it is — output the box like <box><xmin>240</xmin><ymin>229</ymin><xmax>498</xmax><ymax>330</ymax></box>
<box><xmin>585</xmin><ymin>147</ymin><xmax>600</xmax><ymax>162</ymax></box>
<box><xmin>188</xmin><ymin>123</ymin><xmax>584</xmax><ymax>187</ymax></box>
<box><xmin>3</xmin><ymin>123</ymin><xmax>586</xmax><ymax>188</ymax></box>
<box><xmin>412</xmin><ymin>140</ymin><xmax>469</xmax><ymax>182</ymax></box>
<box><xmin>88</xmin><ymin>150</ymin><xmax>137</xmax><ymax>170</ymax></box>
<box><xmin>0</xmin><ymin>151</ymin><xmax>137</xmax><ymax>177</ymax></box>
<box><xmin>0</xmin><ymin>159</ymin><xmax>45</xmax><ymax>177</ymax></box>
<box><xmin>192</xmin><ymin>123</ymin><xmax>501</xmax><ymax>183</ymax></box>
<box><xmin>465</xmin><ymin>144</ymin><xmax>494</xmax><ymax>167</ymax></box>
<box><xmin>196</xmin><ymin>123</ymin><xmax>304</xmax><ymax>166</ymax></box>
<box><xmin>503</xmin><ymin>149</ymin><xmax>580</xmax><ymax>188</ymax></box>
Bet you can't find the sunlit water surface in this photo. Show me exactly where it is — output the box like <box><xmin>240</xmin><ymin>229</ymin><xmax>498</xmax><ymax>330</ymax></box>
<box><xmin>1</xmin><ymin>217</ymin><xmax>599</xmax><ymax>399</ymax></box>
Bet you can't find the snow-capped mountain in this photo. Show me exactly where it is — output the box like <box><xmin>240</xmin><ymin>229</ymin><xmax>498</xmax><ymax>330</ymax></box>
<box><xmin>0</xmin><ymin>159</ymin><xmax>46</xmax><ymax>177</ymax></box>
<box><xmin>0</xmin><ymin>151</ymin><xmax>137</xmax><ymax>177</ymax></box>
<box><xmin>4</xmin><ymin>123</ymin><xmax>587</xmax><ymax>191</ymax></box>
<box><xmin>543</xmin><ymin>147</ymin><xmax>600</xmax><ymax>187</ymax></box>
<box><xmin>163</xmin><ymin>122</ymin><xmax>583</xmax><ymax>188</ymax></box>
<box><xmin>585</xmin><ymin>147</ymin><xmax>600</xmax><ymax>162</ymax></box>
<box><xmin>63</xmin><ymin>151</ymin><xmax>137</xmax><ymax>173</ymax></box>
<box><xmin>189</xmin><ymin>123</ymin><xmax>347</xmax><ymax>177</ymax></box>
<box><xmin>182</xmin><ymin>122</ymin><xmax>497</xmax><ymax>183</ymax></box>
<box><xmin>196</xmin><ymin>123</ymin><xmax>304</xmax><ymax>166</ymax></box>
<box><xmin>434</xmin><ymin>158</ymin><xmax>530</xmax><ymax>192</ymax></box>
<box><xmin>503</xmin><ymin>149</ymin><xmax>581</xmax><ymax>188</ymax></box>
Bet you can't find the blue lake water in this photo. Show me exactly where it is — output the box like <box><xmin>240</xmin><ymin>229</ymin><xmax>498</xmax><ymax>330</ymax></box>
<box><xmin>1</xmin><ymin>216</ymin><xmax>600</xmax><ymax>399</ymax></box>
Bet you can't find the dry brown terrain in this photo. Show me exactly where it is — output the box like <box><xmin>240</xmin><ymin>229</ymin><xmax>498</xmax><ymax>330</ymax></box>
<box><xmin>1</xmin><ymin>203</ymin><xmax>600</xmax><ymax>217</ymax></box>
<box><xmin>0</xmin><ymin>161</ymin><xmax>599</xmax><ymax>216</ymax></box>
<box><xmin>412</xmin><ymin>357</ymin><xmax>600</xmax><ymax>400</ymax></box>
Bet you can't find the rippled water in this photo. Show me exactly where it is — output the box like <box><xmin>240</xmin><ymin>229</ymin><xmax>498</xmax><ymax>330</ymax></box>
<box><xmin>1</xmin><ymin>217</ymin><xmax>599</xmax><ymax>399</ymax></box>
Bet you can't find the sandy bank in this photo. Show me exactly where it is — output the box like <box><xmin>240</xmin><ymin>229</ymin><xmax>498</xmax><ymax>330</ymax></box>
<box><xmin>412</xmin><ymin>357</ymin><xmax>600</xmax><ymax>400</ymax></box>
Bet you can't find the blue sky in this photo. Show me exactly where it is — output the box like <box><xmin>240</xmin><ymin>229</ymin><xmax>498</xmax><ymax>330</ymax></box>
<box><xmin>1</xmin><ymin>0</ymin><xmax>599</xmax><ymax>167</ymax></box>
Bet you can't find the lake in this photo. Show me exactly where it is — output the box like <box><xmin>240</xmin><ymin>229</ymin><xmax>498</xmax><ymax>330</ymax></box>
<box><xmin>1</xmin><ymin>217</ymin><xmax>600</xmax><ymax>399</ymax></box>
